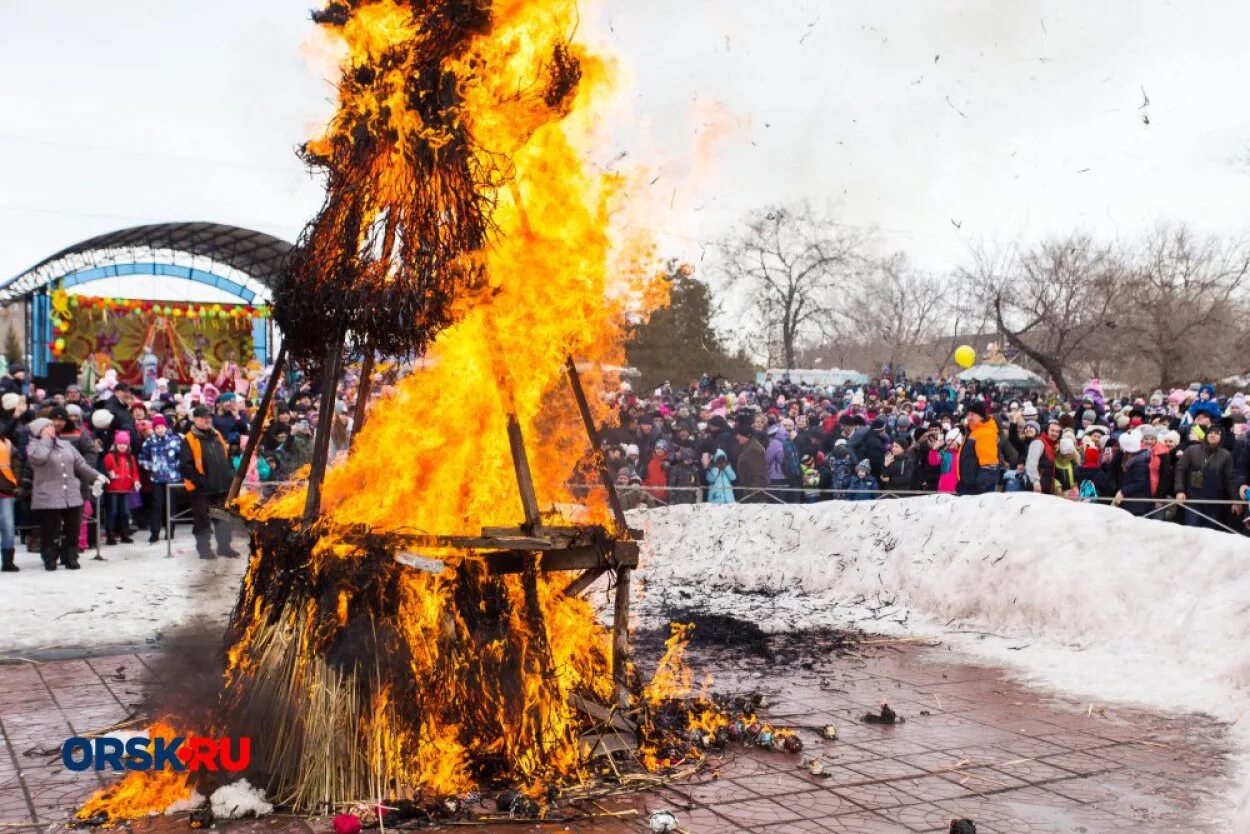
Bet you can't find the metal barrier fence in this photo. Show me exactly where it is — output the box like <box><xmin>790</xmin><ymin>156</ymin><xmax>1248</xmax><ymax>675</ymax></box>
<box><xmin>566</xmin><ymin>483</ymin><xmax>1250</xmax><ymax>535</ymax></box>
<box><xmin>21</xmin><ymin>476</ymin><xmax>1240</xmax><ymax>561</ymax></box>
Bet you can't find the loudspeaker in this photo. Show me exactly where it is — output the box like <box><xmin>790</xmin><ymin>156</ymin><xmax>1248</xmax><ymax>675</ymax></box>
<box><xmin>46</xmin><ymin>361</ymin><xmax>78</xmax><ymax>392</ymax></box>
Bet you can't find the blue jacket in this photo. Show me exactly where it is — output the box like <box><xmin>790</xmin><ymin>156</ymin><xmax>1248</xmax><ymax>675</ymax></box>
<box><xmin>846</xmin><ymin>474</ymin><xmax>878</xmax><ymax>501</ymax></box>
<box><xmin>139</xmin><ymin>432</ymin><xmax>184</xmax><ymax>484</ymax></box>
<box><xmin>706</xmin><ymin>452</ymin><xmax>737</xmax><ymax>504</ymax></box>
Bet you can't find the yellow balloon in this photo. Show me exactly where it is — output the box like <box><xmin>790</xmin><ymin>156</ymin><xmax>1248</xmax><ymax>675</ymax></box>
<box><xmin>954</xmin><ymin>344</ymin><xmax>976</xmax><ymax>369</ymax></box>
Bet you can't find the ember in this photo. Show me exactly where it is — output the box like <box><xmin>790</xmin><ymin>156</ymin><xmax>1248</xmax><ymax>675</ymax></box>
<box><xmin>75</xmin><ymin>0</ymin><xmax>783</xmax><ymax>824</ymax></box>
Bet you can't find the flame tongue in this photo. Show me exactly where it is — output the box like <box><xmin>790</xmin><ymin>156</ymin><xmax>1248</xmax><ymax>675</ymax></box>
<box><xmin>82</xmin><ymin>0</ymin><xmax>683</xmax><ymax>819</ymax></box>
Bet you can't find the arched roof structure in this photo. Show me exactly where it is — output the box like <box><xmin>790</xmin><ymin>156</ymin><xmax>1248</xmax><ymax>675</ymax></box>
<box><xmin>0</xmin><ymin>222</ymin><xmax>294</xmax><ymax>304</ymax></box>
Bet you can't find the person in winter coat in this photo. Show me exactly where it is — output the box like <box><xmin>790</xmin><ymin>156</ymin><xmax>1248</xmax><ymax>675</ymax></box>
<box><xmin>734</xmin><ymin>422</ymin><xmax>768</xmax><ymax>503</ymax></box>
<box><xmin>139</xmin><ymin>415</ymin><xmax>183</xmax><ymax>543</ymax></box>
<box><xmin>1141</xmin><ymin>425</ymin><xmax>1169</xmax><ymax>500</ymax></box>
<box><xmin>765</xmin><ymin>426</ymin><xmax>791</xmax><ymax>501</ymax></box>
<box><xmin>846</xmin><ymin>459</ymin><xmax>878</xmax><ymax>501</ymax></box>
<box><xmin>825</xmin><ymin>440</ymin><xmax>855</xmax><ymax>498</ymax></box>
<box><xmin>1113</xmin><ymin>431</ymin><xmax>1153</xmax><ymax>516</ymax></box>
<box><xmin>1024</xmin><ymin>421</ymin><xmax>1058</xmax><ymax>495</ymax></box>
<box><xmin>799</xmin><ymin>454</ymin><xmax>822</xmax><ymax>503</ymax></box>
<box><xmin>851</xmin><ymin>419</ymin><xmax>887</xmax><ymax>478</ymax></box>
<box><xmin>1050</xmin><ymin>435</ymin><xmax>1080</xmax><ymax>499</ymax></box>
<box><xmin>0</xmin><ymin>430</ymin><xmax>18</xmax><ymax>572</ymax></box>
<box><xmin>179</xmin><ymin>405</ymin><xmax>239</xmax><ymax>559</ymax></box>
<box><xmin>25</xmin><ymin>416</ymin><xmax>107</xmax><ymax>570</ymax></box>
<box><xmin>935</xmin><ymin>429</ymin><xmax>961</xmax><ymax>494</ymax></box>
<box><xmin>643</xmin><ymin>439</ymin><xmax>671</xmax><ymax>503</ymax></box>
<box><xmin>880</xmin><ymin>440</ymin><xmax>914</xmax><ymax>496</ymax></box>
<box><xmin>912</xmin><ymin>425</ymin><xmax>943</xmax><ymax>492</ymax></box>
<box><xmin>705</xmin><ymin>449</ymin><xmax>737</xmax><ymax>504</ymax></box>
<box><xmin>616</xmin><ymin>470</ymin><xmax>656</xmax><ymax>512</ymax></box>
<box><xmin>102</xmin><ymin>431</ymin><xmax>140</xmax><ymax>544</ymax></box>
<box><xmin>665</xmin><ymin>447</ymin><xmax>700</xmax><ymax>505</ymax></box>
<box><xmin>212</xmin><ymin>394</ymin><xmax>251</xmax><ymax>446</ymax></box>
<box><xmin>1175</xmin><ymin>424</ymin><xmax>1237</xmax><ymax>530</ymax></box>
<box><xmin>958</xmin><ymin>402</ymin><xmax>1000</xmax><ymax>495</ymax></box>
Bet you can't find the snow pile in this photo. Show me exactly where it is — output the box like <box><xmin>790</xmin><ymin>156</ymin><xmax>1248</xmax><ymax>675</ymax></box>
<box><xmin>632</xmin><ymin>494</ymin><xmax>1250</xmax><ymax>715</ymax></box>
<box><xmin>209</xmin><ymin>778</ymin><xmax>272</xmax><ymax>819</ymax></box>
<box><xmin>632</xmin><ymin>494</ymin><xmax>1250</xmax><ymax>825</ymax></box>
<box><xmin>0</xmin><ymin>539</ymin><xmax>247</xmax><ymax>654</ymax></box>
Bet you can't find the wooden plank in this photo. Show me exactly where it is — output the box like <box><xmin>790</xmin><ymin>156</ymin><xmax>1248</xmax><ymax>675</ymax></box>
<box><xmin>561</xmin><ymin>567</ymin><xmax>606</xmax><ymax>597</ymax></box>
<box><xmin>565</xmin><ymin>356</ymin><xmax>629</xmax><ymax>535</ymax></box>
<box><xmin>227</xmin><ymin>344</ymin><xmax>287</xmax><ymax>504</ymax></box>
<box><xmin>303</xmin><ymin>334</ymin><xmax>344</xmax><ymax>522</ymax></box>
<box><xmin>612</xmin><ymin>566</ymin><xmax>632</xmax><ymax>710</ymax></box>
<box><xmin>481</xmin><ymin>543</ymin><xmax>637</xmax><ymax>575</ymax></box>
<box><xmin>505</xmin><ymin>414</ymin><xmax>542</xmax><ymax>528</ymax></box>
<box><xmin>347</xmin><ymin>349</ymin><xmax>374</xmax><ymax>450</ymax></box>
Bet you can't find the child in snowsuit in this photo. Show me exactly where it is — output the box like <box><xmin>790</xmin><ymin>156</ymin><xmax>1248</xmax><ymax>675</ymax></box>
<box><xmin>705</xmin><ymin>449</ymin><xmax>737</xmax><ymax>505</ymax></box>
<box><xmin>102</xmin><ymin>431</ymin><xmax>140</xmax><ymax>544</ymax></box>
<box><xmin>846</xmin><ymin>459</ymin><xmax>879</xmax><ymax>501</ymax></box>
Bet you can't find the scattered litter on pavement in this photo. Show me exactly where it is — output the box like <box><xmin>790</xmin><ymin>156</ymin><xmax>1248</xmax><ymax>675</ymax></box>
<box><xmin>862</xmin><ymin>702</ymin><xmax>902</xmax><ymax>724</ymax></box>
<box><xmin>648</xmin><ymin>809</ymin><xmax>678</xmax><ymax>832</ymax></box>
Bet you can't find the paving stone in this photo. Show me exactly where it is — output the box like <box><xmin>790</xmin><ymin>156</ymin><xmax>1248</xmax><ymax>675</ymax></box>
<box><xmin>0</xmin><ymin>644</ymin><xmax>1233</xmax><ymax>834</ymax></box>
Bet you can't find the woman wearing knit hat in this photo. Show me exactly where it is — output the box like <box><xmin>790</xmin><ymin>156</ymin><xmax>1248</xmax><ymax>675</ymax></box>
<box><xmin>25</xmin><ymin>417</ymin><xmax>107</xmax><ymax>570</ymax></box>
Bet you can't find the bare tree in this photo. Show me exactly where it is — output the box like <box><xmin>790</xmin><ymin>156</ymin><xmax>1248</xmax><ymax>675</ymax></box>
<box><xmin>962</xmin><ymin>234</ymin><xmax>1122</xmax><ymax>399</ymax></box>
<box><xmin>1124</xmin><ymin>226</ymin><xmax>1250</xmax><ymax>387</ymax></box>
<box><xmin>720</xmin><ymin>203</ymin><xmax>867</xmax><ymax>369</ymax></box>
<box><xmin>840</xmin><ymin>253</ymin><xmax>945</xmax><ymax>370</ymax></box>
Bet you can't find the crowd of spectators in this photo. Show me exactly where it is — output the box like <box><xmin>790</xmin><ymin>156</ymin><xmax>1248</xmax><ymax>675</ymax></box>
<box><xmin>602</xmin><ymin>370</ymin><xmax>1250</xmax><ymax>537</ymax></box>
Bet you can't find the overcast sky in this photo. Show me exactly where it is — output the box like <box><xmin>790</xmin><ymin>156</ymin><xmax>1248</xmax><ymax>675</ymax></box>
<box><xmin>3</xmin><ymin>0</ymin><xmax>1250</xmax><ymax>283</ymax></box>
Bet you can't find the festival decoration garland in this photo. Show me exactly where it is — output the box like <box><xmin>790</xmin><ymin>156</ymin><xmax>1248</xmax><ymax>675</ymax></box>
<box><xmin>48</xmin><ymin>290</ymin><xmax>269</xmax><ymax>357</ymax></box>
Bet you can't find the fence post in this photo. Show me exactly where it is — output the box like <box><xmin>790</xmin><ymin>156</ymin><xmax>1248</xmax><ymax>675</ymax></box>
<box><xmin>92</xmin><ymin>492</ymin><xmax>103</xmax><ymax>561</ymax></box>
<box><xmin>165</xmin><ymin>482</ymin><xmax>173</xmax><ymax>559</ymax></box>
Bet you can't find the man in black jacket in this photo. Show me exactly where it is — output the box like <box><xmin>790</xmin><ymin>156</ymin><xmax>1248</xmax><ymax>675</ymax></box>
<box><xmin>1175</xmin><ymin>424</ymin><xmax>1236</xmax><ymax>531</ymax></box>
<box><xmin>179</xmin><ymin>405</ymin><xmax>239</xmax><ymax>559</ymax></box>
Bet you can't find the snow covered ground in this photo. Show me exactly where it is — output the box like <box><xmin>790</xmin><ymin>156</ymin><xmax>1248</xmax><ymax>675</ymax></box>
<box><xmin>6</xmin><ymin>493</ymin><xmax>1250</xmax><ymax>821</ymax></box>
<box><xmin>0</xmin><ymin>536</ymin><xmax>246</xmax><ymax>656</ymax></box>
<box><xmin>628</xmin><ymin>494</ymin><xmax>1250</xmax><ymax>825</ymax></box>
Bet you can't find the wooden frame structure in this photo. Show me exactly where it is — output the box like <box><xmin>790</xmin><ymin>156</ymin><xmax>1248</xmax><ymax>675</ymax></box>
<box><xmin>227</xmin><ymin>347</ymin><xmax>639</xmax><ymax>709</ymax></box>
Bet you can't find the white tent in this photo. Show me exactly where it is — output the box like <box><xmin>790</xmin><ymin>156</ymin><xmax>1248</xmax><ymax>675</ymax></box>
<box><xmin>757</xmin><ymin>368</ymin><xmax>870</xmax><ymax>387</ymax></box>
<box><xmin>956</xmin><ymin>360</ymin><xmax>1045</xmax><ymax>388</ymax></box>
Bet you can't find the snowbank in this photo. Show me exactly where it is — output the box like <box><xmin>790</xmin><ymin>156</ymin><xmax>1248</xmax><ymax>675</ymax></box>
<box><xmin>632</xmin><ymin>495</ymin><xmax>1250</xmax><ymax>710</ymax></box>
<box><xmin>630</xmin><ymin>494</ymin><xmax>1250</xmax><ymax>823</ymax></box>
<box><xmin>0</xmin><ymin>539</ymin><xmax>247</xmax><ymax>655</ymax></box>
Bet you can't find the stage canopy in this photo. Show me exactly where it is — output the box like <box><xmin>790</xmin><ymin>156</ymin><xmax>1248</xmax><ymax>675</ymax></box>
<box><xmin>0</xmin><ymin>222</ymin><xmax>293</xmax><ymax>381</ymax></box>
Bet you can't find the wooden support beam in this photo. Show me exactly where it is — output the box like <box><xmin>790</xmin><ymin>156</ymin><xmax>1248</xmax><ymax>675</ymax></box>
<box><xmin>565</xmin><ymin>356</ymin><xmax>629</xmax><ymax>535</ymax></box>
<box><xmin>561</xmin><ymin>567</ymin><xmax>606</xmax><ymax>597</ymax></box>
<box><xmin>479</xmin><ymin>541</ymin><xmax>637</xmax><ymax>575</ymax></box>
<box><xmin>227</xmin><ymin>344</ymin><xmax>287</xmax><ymax>504</ymax></box>
<box><xmin>347</xmin><ymin>348</ymin><xmax>375</xmax><ymax>451</ymax></box>
<box><xmin>612</xmin><ymin>566</ymin><xmax>632</xmax><ymax>710</ymax></box>
<box><xmin>505</xmin><ymin>414</ymin><xmax>542</xmax><ymax>529</ymax></box>
<box><xmin>303</xmin><ymin>334</ymin><xmax>345</xmax><ymax>523</ymax></box>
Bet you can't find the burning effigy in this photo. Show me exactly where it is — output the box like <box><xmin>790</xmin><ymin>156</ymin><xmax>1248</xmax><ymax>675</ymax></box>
<box><xmin>75</xmin><ymin>0</ymin><xmax>796</xmax><ymax>824</ymax></box>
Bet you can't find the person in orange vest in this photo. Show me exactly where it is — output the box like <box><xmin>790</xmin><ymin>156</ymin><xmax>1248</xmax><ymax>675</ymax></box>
<box><xmin>957</xmin><ymin>401</ymin><xmax>1002</xmax><ymax>495</ymax></box>
<box><xmin>178</xmin><ymin>405</ymin><xmax>239</xmax><ymax>560</ymax></box>
<box><xmin>0</xmin><ymin>430</ymin><xmax>17</xmax><ymax>571</ymax></box>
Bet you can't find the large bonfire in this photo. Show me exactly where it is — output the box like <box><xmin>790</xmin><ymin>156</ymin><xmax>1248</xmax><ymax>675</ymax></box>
<box><xmin>76</xmin><ymin>0</ymin><xmax>790</xmax><ymax>823</ymax></box>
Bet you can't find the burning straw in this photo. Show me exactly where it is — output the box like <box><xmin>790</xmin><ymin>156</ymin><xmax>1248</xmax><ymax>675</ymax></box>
<box><xmin>72</xmin><ymin>0</ymin><xmax>770</xmax><ymax>822</ymax></box>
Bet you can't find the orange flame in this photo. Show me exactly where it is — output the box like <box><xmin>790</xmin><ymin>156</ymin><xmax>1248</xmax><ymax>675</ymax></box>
<box><xmin>75</xmin><ymin>722</ymin><xmax>193</xmax><ymax>822</ymax></box>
